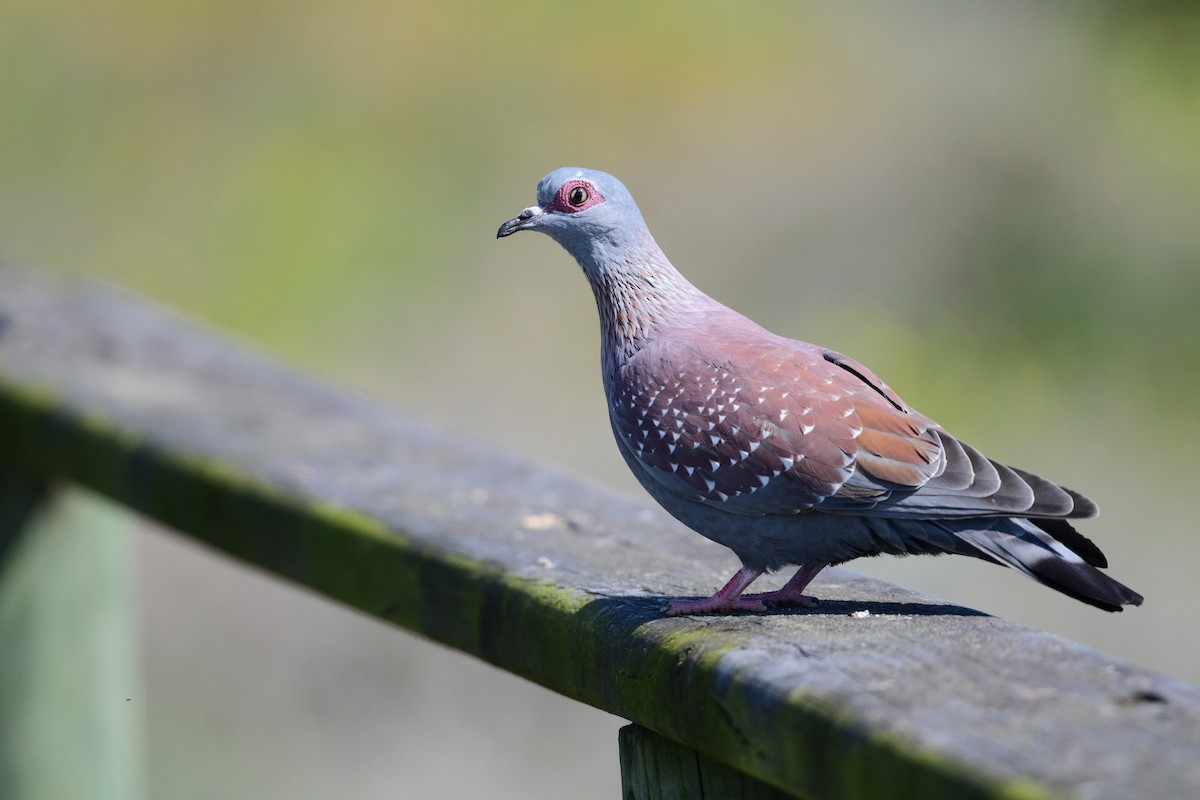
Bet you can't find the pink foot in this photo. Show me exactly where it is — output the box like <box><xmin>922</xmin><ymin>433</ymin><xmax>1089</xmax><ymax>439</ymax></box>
<box><xmin>664</xmin><ymin>595</ymin><xmax>769</xmax><ymax>616</ymax></box>
<box><xmin>664</xmin><ymin>565</ymin><xmax>765</xmax><ymax>617</ymax></box>
<box><xmin>748</xmin><ymin>561</ymin><xmax>828</xmax><ymax>608</ymax></box>
<box><xmin>664</xmin><ymin>562</ymin><xmax>829</xmax><ymax>617</ymax></box>
<box><xmin>741</xmin><ymin>588</ymin><xmax>820</xmax><ymax>608</ymax></box>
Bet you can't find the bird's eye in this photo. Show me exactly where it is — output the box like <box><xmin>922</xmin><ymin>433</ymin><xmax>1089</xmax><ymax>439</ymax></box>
<box><xmin>568</xmin><ymin>186</ymin><xmax>589</xmax><ymax>206</ymax></box>
<box><xmin>552</xmin><ymin>180</ymin><xmax>603</xmax><ymax>213</ymax></box>
<box><xmin>567</xmin><ymin>186</ymin><xmax>589</xmax><ymax>206</ymax></box>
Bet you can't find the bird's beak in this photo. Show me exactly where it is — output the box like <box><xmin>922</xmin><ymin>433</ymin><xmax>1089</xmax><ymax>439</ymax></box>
<box><xmin>496</xmin><ymin>205</ymin><xmax>544</xmax><ymax>239</ymax></box>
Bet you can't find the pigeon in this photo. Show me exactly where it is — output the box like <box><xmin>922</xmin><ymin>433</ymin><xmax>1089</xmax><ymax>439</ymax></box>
<box><xmin>497</xmin><ymin>167</ymin><xmax>1143</xmax><ymax>615</ymax></box>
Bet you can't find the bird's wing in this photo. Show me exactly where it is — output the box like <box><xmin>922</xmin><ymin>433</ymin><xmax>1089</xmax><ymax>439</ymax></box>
<box><xmin>610</xmin><ymin>333</ymin><xmax>1093</xmax><ymax>520</ymax></box>
<box><xmin>609</xmin><ymin>333</ymin><xmax>874</xmax><ymax>514</ymax></box>
<box><xmin>817</xmin><ymin>348</ymin><xmax>1091</xmax><ymax>519</ymax></box>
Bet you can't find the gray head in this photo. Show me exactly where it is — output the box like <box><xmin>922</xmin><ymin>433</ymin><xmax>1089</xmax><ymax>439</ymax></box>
<box><xmin>497</xmin><ymin>167</ymin><xmax>663</xmax><ymax>276</ymax></box>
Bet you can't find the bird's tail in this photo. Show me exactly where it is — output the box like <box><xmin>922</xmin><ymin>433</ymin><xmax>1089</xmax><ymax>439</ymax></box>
<box><xmin>945</xmin><ymin>518</ymin><xmax>1143</xmax><ymax>612</ymax></box>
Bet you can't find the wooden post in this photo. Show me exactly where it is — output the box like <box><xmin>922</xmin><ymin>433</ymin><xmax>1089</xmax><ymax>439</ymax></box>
<box><xmin>619</xmin><ymin>724</ymin><xmax>801</xmax><ymax>800</ymax></box>
<box><xmin>0</xmin><ymin>470</ymin><xmax>143</xmax><ymax>800</ymax></box>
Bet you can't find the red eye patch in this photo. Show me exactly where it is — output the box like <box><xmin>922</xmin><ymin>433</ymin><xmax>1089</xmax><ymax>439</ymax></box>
<box><xmin>548</xmin><ymin>180</ymin><xmax>605</xmax><ymax>213</ymax></box>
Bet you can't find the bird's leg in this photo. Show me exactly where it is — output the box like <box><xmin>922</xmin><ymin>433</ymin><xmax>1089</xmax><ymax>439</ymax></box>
<box><xmin>741</xmin><ymin>562</ymin><xmax>828</xmax><ymax>608</ymax></box>
<box><xmin>664</xmin><ymin>566</ymin><xmax>767</xmax><ymax>616</ymax></box>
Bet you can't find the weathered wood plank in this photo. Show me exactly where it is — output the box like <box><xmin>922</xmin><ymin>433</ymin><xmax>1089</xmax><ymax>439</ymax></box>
<box><xmin>0</xmin><ymin>470</ymin><xmax>143</xmax><ymax>800</ymax></box>
<box><xmin>0</xmin><ymin>266</ymin><xmax>1196</xmax><ymax>799</ymax></box>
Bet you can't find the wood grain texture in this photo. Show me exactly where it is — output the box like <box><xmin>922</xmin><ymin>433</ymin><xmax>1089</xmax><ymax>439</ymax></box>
<box><xmin>0</xmin><ymin>266</ymin><xmax>1195</xmax><ymax>800</ymax></box>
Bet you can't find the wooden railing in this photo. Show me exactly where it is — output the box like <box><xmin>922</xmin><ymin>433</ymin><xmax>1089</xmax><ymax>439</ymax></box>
<box><xmin>1</xmin><ymin>265</ymin><xmax>1196</xmax><ymax>800</ymax></box>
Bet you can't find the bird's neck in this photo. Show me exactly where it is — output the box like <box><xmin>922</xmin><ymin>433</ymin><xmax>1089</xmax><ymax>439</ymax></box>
<box><xmin>585</xmin><ymin>251</ymin><xmax>708</xmax><ymax>376</ymax></box>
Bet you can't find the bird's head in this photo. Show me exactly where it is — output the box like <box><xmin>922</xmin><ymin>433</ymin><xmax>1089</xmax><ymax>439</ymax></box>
<box><xmin>497</xmin><ymin>167</ymin><xmax>657</xmax><ymax>274</ymax></box>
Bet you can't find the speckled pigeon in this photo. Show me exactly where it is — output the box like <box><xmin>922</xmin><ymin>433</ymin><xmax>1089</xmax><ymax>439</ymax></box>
<box><xmin>497</xmin><ymin>167</ymin><xmax>1143</xmax><ymax>615</ymax></box>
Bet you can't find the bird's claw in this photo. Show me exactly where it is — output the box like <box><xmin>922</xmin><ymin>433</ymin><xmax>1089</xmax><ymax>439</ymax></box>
<box><xmin>663</xmin><ymin>592</ymin><xmax>820</xmax><ymax>616</ymax></box>
<box><xmin>756</xmin><ymin>593</ymin><xmax>821</xmax><ymax>609</ymax></box>
<box><xmin>664</xmin><ymin>596</ymin><xmax>769</xmax><ymax>616</ymax></box>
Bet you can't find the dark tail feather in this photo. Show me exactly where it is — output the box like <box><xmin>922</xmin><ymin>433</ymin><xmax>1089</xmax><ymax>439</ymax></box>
<box><xmin>947</xmin><ymin>521</ymin><xmax>1143</xmax><ymax>612</ymax></box>
<box><xmin>1030</xmin><ymin>517</ymin><xmax>1108</xmax><ymax>568</ymax></box>
<box><xmin>1026</xmin><ymin>554</ymin><xmax>1144</xmax><ymax>612</ymax></box>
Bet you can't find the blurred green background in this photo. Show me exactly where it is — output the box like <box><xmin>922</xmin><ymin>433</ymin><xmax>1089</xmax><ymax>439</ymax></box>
<box><xmin>3</xmin><ymin>1</ymin><xmax>1199</xmax><ymax>798</ymax></box>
